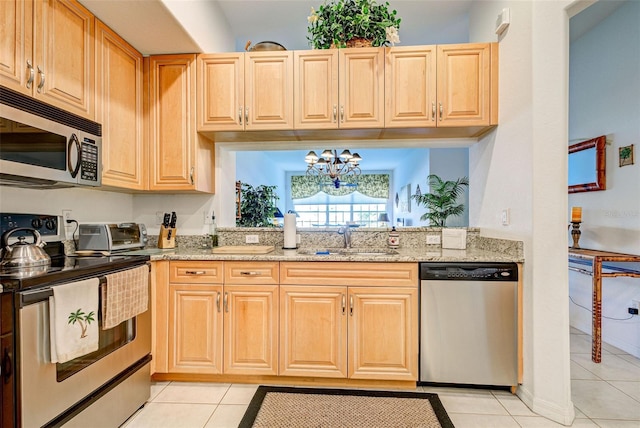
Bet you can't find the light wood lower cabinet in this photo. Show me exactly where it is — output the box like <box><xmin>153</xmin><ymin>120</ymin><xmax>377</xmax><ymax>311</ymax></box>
<box><xmin>169</xmin><ymin>283</ymin><xmax>223</xmax><ymax>374</ymax></box>
<box><xmin>348</xmin><ymin>287</ymin><xmax>418</xmax><ymax>381</ymax></box>
<box><xmin>156</xmin><ymin>261</ymin><xmax>418</xmax><ymax>382</ymax></box>
<box><xmin>161</xmin><ymin>261</ymin><xmax>278</xmax><ymax>375</ymax></box>
<box><xmin>280</xmin><ymin>262</ymin><xmax>418</xmax><ymax>381</ymax></box>
<box><xmin>223</xmin><ymin>285</ymin><xmax>278</xmax><ymax>375</ymax></box>
<box><xmin>279</xmin><ymin>285</ymin><xmax>347</xmax><ymax>378</ymax></box>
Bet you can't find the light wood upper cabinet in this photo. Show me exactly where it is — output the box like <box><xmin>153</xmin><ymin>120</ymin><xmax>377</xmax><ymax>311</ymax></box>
<box><xmin>348</xmin><ymin>287</ymin><xmax>418</xmax><ymax>381</ymax></box>
<box><xmin>197</xmin><ymin>51</ymin><xmax>293</xmax><ymax>131</ymax></box>
<box><xmin>197</xmin><ymin>53</ymin><xmax>244</xmax><ymax>131</ymax></box>
<box><xmin>386</xmin><ymin>43</ymin><xmax>497</xmax><ymax>128</ymax></box>
<box><xmin>436</xmin><ymin>43</ymin><xmax>497</xmax><ymax>127</ymax></box>
<box><xmin>339</xmin><ymin>47</ymin><xmax>385</xmax><ymax>128</ymax></box>
<box><xmin>294</xmin><ymin>50</ymin><xmax>339</xmax><ymax>129</ymax></box>
<box><xmin>0</xmin><ymin>0</ymin><xmax>31</xmax><ymax>94</ymax></box>
<box><xmin>147</xmin><ymin>54</ymin><xmax>215</xmax><ymax>192</ymax></box>
<box><xmin>385</xmin><ymin>46</ymin><xmax>437</xmax><ymax>127</ymax></box>
<box><xmin>96</xmin><ymin>20</ymin><xmax>145</xmax><ymax>190</ymax></box>
<box><xmin>0</xmin><ymin>0</ymin><xmax>95</xmax><ymax>120</ymax></box>
<box><xmin>279</xmin><ymin>285</ymin><xmax>347</xmax><ymax>378</ymax></box>
<box><xmin>223</xmin><ymin>285</ymin><xmax>278</xmax><ymax>375</ymax></box>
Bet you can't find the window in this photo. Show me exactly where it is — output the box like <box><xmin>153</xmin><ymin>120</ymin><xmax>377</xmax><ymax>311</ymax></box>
<box><xmin>293</xmin><ymin>193</ymin><xmax>387</xmax><ymax>227</ymax></box>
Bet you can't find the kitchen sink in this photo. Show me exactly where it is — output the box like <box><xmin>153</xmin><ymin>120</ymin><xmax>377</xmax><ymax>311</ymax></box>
<box><xmin>297</xmin><ymin>248</ymin><xmax>398</xmax><ymax>256</ymax></box>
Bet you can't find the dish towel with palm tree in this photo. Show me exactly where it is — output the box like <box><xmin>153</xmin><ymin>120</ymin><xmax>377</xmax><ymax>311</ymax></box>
<box><xmin>49</xmin><ymin>278</ymin><xmax>99</xmax><ymax>363</ymax></box>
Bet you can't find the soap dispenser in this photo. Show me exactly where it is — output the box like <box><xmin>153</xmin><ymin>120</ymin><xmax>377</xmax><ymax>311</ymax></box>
<box><xmin>388</xmin><ymin>226</ymin><xmax>399</xmax><ymax>249</ymax></box>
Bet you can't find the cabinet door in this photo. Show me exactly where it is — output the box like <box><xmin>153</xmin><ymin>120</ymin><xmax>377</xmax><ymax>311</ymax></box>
<box><xmin>436</xmin><ymin>43</ymin><xmax>492</xmax><ymax>127</ymax></box>
<box><xmin>169</xmin><ymin>284</ymin><xmax>223</xmax><ymax>373</ymax></box>
<box><xmin>223</xmin><ymin>285</ymin><xmax>278</xmax><ymax>375</ymax></box>
<box><xmin>385</xmin><ymin>46</ymin><xmax>437</xmax><ymax>127</ymax></box>
<box><xmin>148</xmin><ymin>54</ymin><xmax>197</xmax><ymax>190</ymax></box>
<box><xmin>338</xmin><ymin>47</ymin><xmax>384</xmax><ymax>128</ymax></box>
<box><xmin>0</xmin><ymin>0</ymin><xmax>32</xmax><ymax>95</ymax></box>
<box><xmin>245</xmin><ymin>51</ymin><xmax>293</xmax><ymax>130</ymax></box>
<box><xmin>96</xmin><ymin>20</ymin><xmax>146</xmax><ymax>190</ymax></box>
<box><xmin>34</xmin><ymin>0</ymin><xmax>95</xmax><ymax>119</ymax></box>
<box><xmin>294</xmin><ymin>50</ymin><xmax>339</xmax><ymax>129</ymax></box>
<box><xmin>348</xmin><ymin>287</ymin><xmax>418</xmax><ymax>381</ymax></box>
<box><xmin>279</xmin><ymin>285</ymin><xmax>347</xmax><ymax>378</ymax></box>
<box><xmin>197</xmin><ymin>53</ymin><xmax>244</xmax><ymax>131</ymax></box>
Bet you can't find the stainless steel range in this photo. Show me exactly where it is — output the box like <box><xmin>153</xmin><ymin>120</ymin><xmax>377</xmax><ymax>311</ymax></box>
<box><xmin>0</xmin><ymin>213</ymin><xmax>152</xmax><ymax>427</ymax></box>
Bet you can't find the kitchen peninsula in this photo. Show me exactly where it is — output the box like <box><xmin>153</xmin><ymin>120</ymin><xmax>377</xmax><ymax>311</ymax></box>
<box><xmin>146</xmin><ymin>227</ymin><xmax>523</xmax><ymax>390</ymax></box>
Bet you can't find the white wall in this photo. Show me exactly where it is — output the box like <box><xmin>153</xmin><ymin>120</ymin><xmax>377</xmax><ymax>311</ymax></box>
<box><xmin>469</xmin><ymin>0</ymin><xmax>575</xmax><ymax>424</ymax></box>
<box><xmin>0</xmin><ymin>186</ymin><xmax>134</xmax><ymax>238</ymax></box>
<box><xmin>568</xmin><ymin>0</ymin><xmax>640</xmax><ymax>356</ymax></box>
<box><xmin>392</xmin><ymin>149</ymin><xmax>430</xmax><ymax>226</ymax></box>
<box><xmin>161</xmin><ymin>0</ymin><xmax>235</xmax><ymax>52</ymax></box>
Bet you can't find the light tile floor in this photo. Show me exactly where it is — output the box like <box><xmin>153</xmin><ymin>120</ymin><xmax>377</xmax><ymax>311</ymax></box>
<box><xmin>122</xmin><ymin>328</ymin><xmax>640</xmax><ymax>427</ymax></box>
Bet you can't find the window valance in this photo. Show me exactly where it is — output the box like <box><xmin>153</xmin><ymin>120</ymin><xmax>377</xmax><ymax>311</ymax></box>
<box><xmin>291</xmin><ymin>174</ymin><xmax>389</xmax><ymax>199</ymax></box>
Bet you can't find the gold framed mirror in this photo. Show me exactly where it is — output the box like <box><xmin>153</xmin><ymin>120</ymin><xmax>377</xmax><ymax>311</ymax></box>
<box><xmin>568</xmin><ymin>135</ymin><xmax>606</xmax><ymax>193</ymax></box>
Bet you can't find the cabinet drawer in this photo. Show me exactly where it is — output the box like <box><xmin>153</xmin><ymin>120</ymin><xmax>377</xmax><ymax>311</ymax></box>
<box><xmin>280</xmin><ymin>262</ymin><xmax>418</xmax><ymax>287</ymax></box>
<box><xmin>169</xmin><ymin>261</ymin><xmax>223</xmax><ymax>283</ymax></box>
<box><xmin>224</xmin><ymin>262</ymin><xmax>279</xmax><ymax>284</ymax></box>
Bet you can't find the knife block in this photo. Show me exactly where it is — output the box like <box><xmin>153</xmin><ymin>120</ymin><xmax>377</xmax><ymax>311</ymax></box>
<box><xmin>158</xmin><ymin>225</ymin><xmax>176</xmax><ymax>249</ymax></box>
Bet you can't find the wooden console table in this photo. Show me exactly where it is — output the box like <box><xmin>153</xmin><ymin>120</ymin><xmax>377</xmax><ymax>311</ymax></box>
<box><xmin>568</xmin><ymin>248</ymin><xmax>640</xmax><ymax>363</ymax></box>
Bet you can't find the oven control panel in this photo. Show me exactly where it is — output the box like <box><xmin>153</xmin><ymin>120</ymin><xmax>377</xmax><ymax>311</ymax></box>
<box><xmin>0</xmin><ymin>213</ymin><xmax>63</xmax><ymax>241</ymax></box>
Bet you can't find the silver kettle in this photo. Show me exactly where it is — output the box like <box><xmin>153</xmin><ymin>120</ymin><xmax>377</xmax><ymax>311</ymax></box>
<box><xmin>0</xmin><ymin>228</ymin><xmax>51</xmax><ymax>269</ymax></box>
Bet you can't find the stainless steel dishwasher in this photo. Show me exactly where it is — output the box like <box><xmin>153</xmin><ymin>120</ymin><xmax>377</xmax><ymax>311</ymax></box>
<box><xmin>420</xmin><ymin>262</ymin><xmax>518</xmax><ymax>387</ymax></box>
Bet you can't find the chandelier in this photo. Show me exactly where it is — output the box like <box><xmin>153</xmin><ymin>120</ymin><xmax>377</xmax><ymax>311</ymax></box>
<box><xmin>304</xmin><ymin>149</ymin><xmax>362</xmax><ymax>188</ymax></box>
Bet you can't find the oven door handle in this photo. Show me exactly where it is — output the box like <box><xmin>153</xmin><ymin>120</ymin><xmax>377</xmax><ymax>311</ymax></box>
<box><xmin>19</xmin><ymin>287</ymin><xmax>54</xmax><ymax>307</ymax></box>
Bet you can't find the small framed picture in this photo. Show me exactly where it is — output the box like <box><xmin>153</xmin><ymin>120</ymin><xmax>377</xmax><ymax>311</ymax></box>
<box><xmin>619</xmin><ymin>144</ymin><xmax>634</xmax><ymax>167</ymax></box>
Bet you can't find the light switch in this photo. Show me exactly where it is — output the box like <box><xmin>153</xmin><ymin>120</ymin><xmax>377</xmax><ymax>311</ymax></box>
<box><xmin>501</xmin><ymin>209</ymin><xmax>510</xmax><ymax>226</ymax></box>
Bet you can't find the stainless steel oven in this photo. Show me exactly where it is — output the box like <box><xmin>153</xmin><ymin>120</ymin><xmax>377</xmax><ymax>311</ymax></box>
<box><xmin>15</xmin><ymin>265</ymin><xmax>151</xmax><ymax>427</ymax></box>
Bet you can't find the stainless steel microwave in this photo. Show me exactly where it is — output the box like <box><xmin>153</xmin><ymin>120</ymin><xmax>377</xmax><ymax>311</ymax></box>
<box><xmin>0</xmin><ymin>86</ymin><xmax>102</xmax><ymax>189</ymax></box>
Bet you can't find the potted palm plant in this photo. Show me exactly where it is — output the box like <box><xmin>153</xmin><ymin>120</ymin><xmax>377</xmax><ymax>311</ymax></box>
<box><xmin>412</xmin><ymin>174</ymin><xmax>469</xmax><ymax>227</ymax></box>
<box><xmin>307</xmin><ymin>0</ymin><xmax>401</xmax><ymax>49</ymax></box>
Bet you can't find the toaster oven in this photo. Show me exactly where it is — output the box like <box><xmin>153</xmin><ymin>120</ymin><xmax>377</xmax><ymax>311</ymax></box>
<box><xmin>77</xmin><ymin>223</ymin><xmax>147</xmax><ymax>253</ymax></box>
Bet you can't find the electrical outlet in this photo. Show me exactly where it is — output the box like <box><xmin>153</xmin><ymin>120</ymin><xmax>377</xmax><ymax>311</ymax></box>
<box><xmin>296</xmin><ymin>234</ymin><xmax>301</xmax><ymax>244</ymax></box>
<box><xmin>245</xmin><ymin>235</ymin><xmax>259</xmax><ymax>244</ymax></box>
<box><xmin>426</xmin><ymin>235</ymin><xmax>441</xmax><ymax>245</ymax></box>
<box><xmin>156</xmin><ymin>211</ymin><xmax>164</xmax><ymax>225</ymax></box>
<box><xmin>62</xmin><ymin>209</ymin><xmax>73</xmax><ymax>223</ymax></box>
<box><xmin>632</xmin><ymin>299</ymin><xmax>640</xmax><ymax>310</ymax></box>
<box><xmin>203</xmin><ymin>211</ymin><xmax>211</xmax><ymax>225</ymax></box>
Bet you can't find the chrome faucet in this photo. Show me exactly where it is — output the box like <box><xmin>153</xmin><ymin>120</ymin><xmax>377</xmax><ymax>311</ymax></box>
<box><xmin>338</xmin><ymin>225</ymin><xmax>352</xmax><ymax>249</ymax></box>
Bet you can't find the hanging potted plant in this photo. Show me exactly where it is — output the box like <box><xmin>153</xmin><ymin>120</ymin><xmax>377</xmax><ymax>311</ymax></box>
<box><xmin>307</xmin><ymin>0</ymin><xmax>401</xmax><ymax>49</ymax></box>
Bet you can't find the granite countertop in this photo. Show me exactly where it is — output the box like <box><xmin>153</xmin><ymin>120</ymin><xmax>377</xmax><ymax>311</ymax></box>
<box><xmin>128</xmin><ymin>246</ymin><xmax>523</xmax><ymax>263</ymax></box>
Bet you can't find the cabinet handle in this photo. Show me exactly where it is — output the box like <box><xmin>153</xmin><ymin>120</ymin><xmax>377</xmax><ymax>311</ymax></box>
<box><xmin>245</xmin><ymin>107</ymin><xmax>249</xmax><ymax>124</ymax></box>
<box><xmin>341</xmin><ymin>294</ymin><xmax>346</xmax><ymax>315</ymax></box>
<box><xmin>431</xmin><ymin>102</ymin><xmax>436</xmax><ymax>121</ymax></box>
<box><xmin>190</xmin><ymin>167</ymin><xmax>194</xmax><ymax>185</ymax></box>
<box><xmin>224</xmin><ymin>292</ymin><xmax>229</xmax><ymax>313</ymax></box>
<box><xmin>26</xmin><ymin>60</ymin><xmax>34</xmax><ymax>89</ymax></box>
<box><xmin>333</xmin><ymin>105</ymin><xmax>337</xmax><ymax>123</ymax></box>
<box><xmin>340</xmin><ymin>105</ymin><xmax>344</xmax><ymax>122</ymax></box>
<box><xmin>37</xmin><ymin>66</ymin><xmax>45</xmax><ymax>93</ymax></box>
<box><xmin>216</xmin><ymin>292</ymin><xmax>221</xmax><ymax>313</ymax></box>
<box><xmin>185</xmin><ymin>270</ymin><xmax>206</xmax><ymax>275</ymax></box>
<box><xmin>349</xmin><ymin>295</ymin><xmax>354</xmax><ymax>316</ymax></box>
<box><xmin>439</xmin><ymin>102</ymin><xmax>443</xmax><ymax>121</ymax></box>
<box><xmin>238</xmin><ymin>107</ymin><xmax>243</xmax><ymax>125</ymax></box>
<box><xmin>240</xmin><ymin>271</ymin><xmax>260</xmax><ymax>276</ymax></box>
